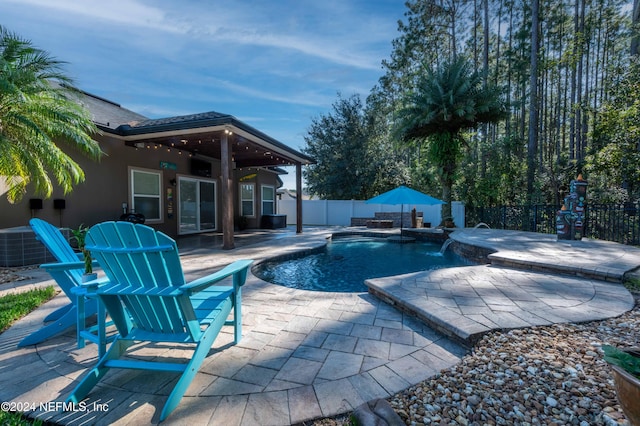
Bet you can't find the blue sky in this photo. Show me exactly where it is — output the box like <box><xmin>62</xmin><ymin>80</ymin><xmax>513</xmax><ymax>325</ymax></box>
<box><xmin>1</xmin><ymin>0</ymin><xmax>407</xmax><ymax>188</ymax></box>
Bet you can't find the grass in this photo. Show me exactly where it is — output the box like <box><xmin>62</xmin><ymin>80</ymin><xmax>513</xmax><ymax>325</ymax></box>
<box><xmin>0</xmin><ymin>287</ymin><xmax>56</xmax><ymax>426</ymax></box>
<box><xmin>623</xmin><ymin>276</ymin><xmax>640</xmax><ymax>295</ymax></box>
<box><xmin>0</xmin><ymin>411</ymin><xmax>44</xmax><ymax>426</ymax></box>
<box><xmin>0</xmin><ymin>286</ymin><xmax>56</xmax><ymax>334</ymax></box>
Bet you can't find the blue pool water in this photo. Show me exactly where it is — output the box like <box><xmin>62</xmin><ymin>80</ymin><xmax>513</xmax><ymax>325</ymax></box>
<box><xmin>254</xmin><ymin>236</ymin><xmax>472</xmax><ymax>292</ymax></box>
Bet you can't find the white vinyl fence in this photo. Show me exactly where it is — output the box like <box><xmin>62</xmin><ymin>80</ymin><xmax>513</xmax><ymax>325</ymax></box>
<box><xmin>278</xmin><ymin>199</ymin><xmax>465</xmax><ymax>228</ymax></box>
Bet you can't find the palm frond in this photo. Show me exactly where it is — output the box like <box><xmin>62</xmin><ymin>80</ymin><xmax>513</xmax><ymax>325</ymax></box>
<box><xmin>0</xmin><ymin>25</ymin><xmax>101</xmax><ymax>202</ymax></box>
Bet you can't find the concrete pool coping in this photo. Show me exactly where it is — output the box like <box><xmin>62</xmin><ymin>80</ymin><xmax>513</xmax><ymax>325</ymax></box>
<box><xmin>0</xmin><ymin>226</ymin><xmax>637</xmax><ymax>425</ymax></box>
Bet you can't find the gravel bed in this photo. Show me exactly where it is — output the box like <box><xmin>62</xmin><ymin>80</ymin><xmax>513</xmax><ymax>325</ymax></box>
<box><xmin>311</xmin><ymin>298</ymin><xmax>639</xmax><ymax>426</ymax></box>
<box><xmin>0</xmin><ymin>265</ymin><xmax>38</xmax><ymax>285</ymax></box>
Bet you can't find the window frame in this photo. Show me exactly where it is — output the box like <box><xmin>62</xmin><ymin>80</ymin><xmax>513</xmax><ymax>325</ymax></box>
<box><xmin>239</xmin><ymin>183</ymin><xmax>255</xmax><ymax>218</ymax></box>
<box><xmin>130</xmin><ymin>167</ymin><xmax>163</xmax><ymax>223</ymax></box>
<box><xmin>261</xmin><ymin>184</ymin><xmax>275</xmax><ymax>216</ymax></box>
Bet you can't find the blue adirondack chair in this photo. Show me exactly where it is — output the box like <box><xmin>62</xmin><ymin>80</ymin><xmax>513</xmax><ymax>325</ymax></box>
<box><xmin>18</xmin><ymin>218</ymin><xmax>104</xmax><ymax>348</ymax></box>
<box><xmin>66</xmin><ymin>221</ymin><xmax>253</xmax><ymax>421</ymax></box>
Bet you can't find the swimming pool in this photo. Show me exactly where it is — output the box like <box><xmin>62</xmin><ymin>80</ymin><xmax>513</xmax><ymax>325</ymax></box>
<box><xmin>254</xmin><ymin>236</ymin><xmax>472</xmax><ymax>292</ymax></box>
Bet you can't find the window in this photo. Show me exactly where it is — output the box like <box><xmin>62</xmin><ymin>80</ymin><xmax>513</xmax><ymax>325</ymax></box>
<box><xmin>240</xmin><ymin>183</ymin><xmax>255</xmax><ymax>217</ymax></box>
<box><xmin>261</xmin><ymin>185</ymin><xmax>275</xmax><ymax>215</ymax></box>
<box><xmin>131</xmin><ymin>169</ymin><xmax>162</xmax><ymax>222</ymax></box>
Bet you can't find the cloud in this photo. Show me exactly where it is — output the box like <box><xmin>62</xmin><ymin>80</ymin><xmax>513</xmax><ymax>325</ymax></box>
<box><xmin>210</xmin><ymin>30</ymin><xmax>382</xmax><ymax>71</ymax></box>
<box><xmin>3</xmin><ymin>0</ymin><xmax>177</xmax><ymax>32</ymax></box>
<box><xmin>6</xmin><ymin>0</ymin><xmax>390</xmax><ymax>71</ymax></box>
<box><xmin>217</xmin><ymin>78</ymin><xmax>336</xmax><ymax>108</ymax></box>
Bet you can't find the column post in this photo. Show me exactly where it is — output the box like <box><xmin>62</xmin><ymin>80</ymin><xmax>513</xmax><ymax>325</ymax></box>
<box><xmin>296</xmin><ymin>162</ymin><xmax>302</xmax><ymax>234</ymax></box>
<box><xmin>221</xmin><ymin>132</ymin><xmax>235</xmax><ymax>249</ymax></box>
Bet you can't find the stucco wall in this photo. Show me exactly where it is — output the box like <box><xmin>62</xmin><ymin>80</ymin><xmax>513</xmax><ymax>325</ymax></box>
<box><xmin>0</xmin><ymin>135</ymin><xmax>281</xmax><ymax>239</ymax></box>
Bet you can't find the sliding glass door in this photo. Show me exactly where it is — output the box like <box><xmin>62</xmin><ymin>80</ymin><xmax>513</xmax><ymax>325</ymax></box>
<box><xmin>178</xmin><ymin>177</ymin><xmax>217</xmax><ymax>234</ymax></box>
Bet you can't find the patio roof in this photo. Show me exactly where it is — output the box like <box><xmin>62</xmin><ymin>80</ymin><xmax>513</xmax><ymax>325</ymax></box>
<box><xmin>116</xmin><ymin>112</ymin><xmax>313</xmax><ymax>168</ymax></box>
<box><xmin>78</xmin><ymin>90</ymin><xmax>314</xmax><ymax>169</ymax></box>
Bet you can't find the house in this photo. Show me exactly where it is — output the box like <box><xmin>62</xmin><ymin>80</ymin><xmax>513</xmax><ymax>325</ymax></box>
<box><xmin>276</xmin><ymin>188</ymin><xmax>312</xmax><ymax>201</ymax></box>
<box><xmin>0</xmin><ymin>89</ymin><xmax>314</xmax><ymax>250</ymax></box>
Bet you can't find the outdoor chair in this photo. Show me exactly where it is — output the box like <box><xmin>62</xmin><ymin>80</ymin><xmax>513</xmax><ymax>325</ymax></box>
<box><xmin>66</xmin><ymin>221</ymin><xmax>253</xmax><ymax>421</ymax></box>
<box><xmin>18</xmin><ymin>218</ymin><xmax>104</xmax><ymax>349</ymax></box>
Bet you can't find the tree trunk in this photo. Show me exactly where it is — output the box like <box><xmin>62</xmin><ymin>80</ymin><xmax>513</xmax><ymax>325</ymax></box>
<box><xmin>480</xmin><ymin>0</ymin><xmax>490</xmax><ymax>180</ymax></box>
<box><xmin>527</xmin><ymin>0</ymin><xmax>540</xmax><ymax>203</ymax></box>
<box><xmin>632</xmin><ymin>0</ymin><xmax>640</xmax><ymax>55</ymax></box>
<box><xmin>441</xmin><ymin>182</ymin><xmax>453</xmax><ymax>224</ymax></box>
<box><xmin>575</xmin><ymin>0</ymin><xmax>586</xmax><ymax>161</ymax></box>
<box><xmin>569</xmin><ymin>0</ymin><xmax>579</xmax><ymax>160</ymax></box>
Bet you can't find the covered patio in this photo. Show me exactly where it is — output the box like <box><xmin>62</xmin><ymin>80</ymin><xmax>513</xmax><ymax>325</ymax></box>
<box><xmin>110</xmin><ymin>111</ymin><xmax>314</xmax><ymax>249</ymax></box>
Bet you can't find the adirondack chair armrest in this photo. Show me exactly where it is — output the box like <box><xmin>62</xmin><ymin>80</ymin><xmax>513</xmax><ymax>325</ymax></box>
<box><xmin>181</xmin><ymin>259</ymin><xmax>253</xmax><ymax>294</ymax></box>
<box><xmin>40</xmin><ymin>260</ymin><xmax>87</xmax><ymax>272</ymax></box>
<box><xmin>70</xmin><ymin>277</ymin><xmax>110</xmax><ymax>295</ymax></box>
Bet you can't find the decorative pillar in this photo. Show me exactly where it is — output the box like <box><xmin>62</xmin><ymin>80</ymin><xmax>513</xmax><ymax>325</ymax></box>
<box><xmin>570</xmin><ymin>175</ymin><xmax>588</xmax><ymax>239</ymax></box>
<box><xmin>221</xmin><ymin>132</ymin><xmax>235</xmax><ymax>249</ymax></box>
<box><xmin>556</xmin><ymin>174</ymin><xmax>588</xmax><ymax>240</ymax></box>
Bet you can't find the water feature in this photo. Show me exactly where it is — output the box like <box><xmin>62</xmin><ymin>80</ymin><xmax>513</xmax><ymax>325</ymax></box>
<box><xmin>474</xmin><ymin>222</ymin><xmax>491</xmax><ymax>229</ymax></box>
<box><xmin>439</xmin><ymin>238</ymin><xmax>455</xmax><ymax>254</ymax></box>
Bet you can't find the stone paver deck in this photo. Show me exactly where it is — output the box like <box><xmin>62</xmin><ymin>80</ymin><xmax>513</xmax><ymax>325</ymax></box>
<box><xmin>366</xmin><ymin>264</ymin><xmax>634</xmax><ymax>346</ymax></box>
<box><xmin>0</xmin><ymin>227</ymin><xmax>637</xmax><ymax>425</ymax></box>
<box><xmin>367</xmin><ymin>228</ymin><xmax>638</xmax><ymax>346</ymax></box>
<box><xmin>451</xmin><ymin>228</ymin><xmax>640</xmax><ymax>282</ymax></box>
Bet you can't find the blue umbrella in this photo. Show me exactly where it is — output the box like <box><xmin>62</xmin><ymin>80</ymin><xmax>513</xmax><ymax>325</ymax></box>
<box><xmin>366</xmin><ymin>185</ymin><xmax>445</xmax><ymax>206</ymax></box>
<box><xmin>366</xmin><ymin>185</ymin><xmax>445</xmax><ymax>229</ymax></box>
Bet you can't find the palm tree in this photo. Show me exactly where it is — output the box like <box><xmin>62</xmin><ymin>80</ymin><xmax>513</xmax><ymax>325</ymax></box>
<box><xmin>395</xmin><ymin>56</ymin><xmax>506</xmax><ymax>223</ymax></box>
<box><xmin>0</xmin><ymin>26</ymin><xmax>101</xmax><ymax>203</ymax></box>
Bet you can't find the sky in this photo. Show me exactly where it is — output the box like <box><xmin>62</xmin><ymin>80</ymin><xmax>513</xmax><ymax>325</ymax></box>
<box><xmin>1</xmin><ymin>0</ymin><xmax>408</xmax><ymax>189</ymax></box>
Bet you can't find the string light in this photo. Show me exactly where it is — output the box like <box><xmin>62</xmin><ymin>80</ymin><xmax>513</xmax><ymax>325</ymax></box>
<box><xmin>128</xmin><ymin>137</ymin><xmax>303</xmax><ymax>169</ymax></box>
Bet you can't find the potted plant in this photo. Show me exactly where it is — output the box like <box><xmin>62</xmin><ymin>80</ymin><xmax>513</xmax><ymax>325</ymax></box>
<box><xmin>71</xmin><ymin>224</ymin><xmax>97</xmax><ymax>283</ymax></box>
<box><xmin>603</xmin><ymin>345</ymin><xmax>640</xmax><ymax>425</ymax></box>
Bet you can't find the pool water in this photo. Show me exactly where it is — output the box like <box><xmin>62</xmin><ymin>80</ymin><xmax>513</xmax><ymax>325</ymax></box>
<box><xmin>254</xmin><ymin>236</ymin><xmax>472</xmax><ymax>292</ymax></box>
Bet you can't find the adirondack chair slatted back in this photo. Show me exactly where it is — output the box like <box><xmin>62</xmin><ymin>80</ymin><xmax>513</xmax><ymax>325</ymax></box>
<box><xmin>86</xmin><ymin>221</ymin><xmax>199</xmax><ymax>340</ymax></box>
<box><xmin>21</xmin><ymin>218</ymin><xmax>105</xmax><ymax>348</ymax></box>
<box><xmin>68</xmin><ymin>221</ymin><xmax>252</xmax><ymax>421</ymax></box>
<box><xmin>29</xmin><ymin>218</ymin><xmax>84</xmax><ymax>289</ymax></box>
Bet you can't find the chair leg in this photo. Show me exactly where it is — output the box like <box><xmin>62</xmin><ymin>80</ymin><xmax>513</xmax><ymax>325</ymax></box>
<box><xmin>67</xmin><ymin>338</ymin><xmax>132</xmax><ymax>405</ymax></box>
<box><xmin>43</xmin><ymin>303</ymin><xmax>73</xmax><ymax>322</ymax></box>
<box><xmin>17</xmin><ymin>299</ymin><xmax>98</xmax><ymax>347</ymax></box>
<box><xmin>233</xmin><ymin>287</ymin><xmax>242</xmax><ymax>344</ymax></box>
<box><xmin>159</xmin><ymin>311</ymin><xmax>228</xmax><ymax>421</ymax></box>
<box><xmin>232</xmin><ymin>273</ymin><xmax>244</xmax><ymax>344</ymax></box>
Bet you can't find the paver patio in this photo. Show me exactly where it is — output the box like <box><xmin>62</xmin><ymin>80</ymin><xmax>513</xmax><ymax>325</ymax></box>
<box><xmin>0</xmin><ymin>226</ymin><xmax>637</xmax><ymax>425</ymax></box>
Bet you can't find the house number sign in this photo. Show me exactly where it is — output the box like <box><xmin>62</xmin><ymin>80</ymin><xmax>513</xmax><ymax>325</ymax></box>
<box><xmin>160</xmin><ymin>161</ymin><xmax>177</xmax><ymax>170</ymax></box>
